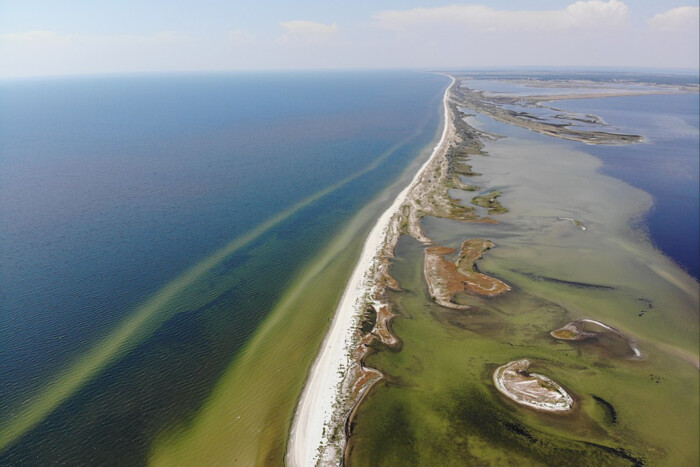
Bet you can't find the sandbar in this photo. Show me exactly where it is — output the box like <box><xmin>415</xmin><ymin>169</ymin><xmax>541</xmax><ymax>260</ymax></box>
<box><xmin>286</xmin><ymin>76</ymin><xmax>456</xmax><ymax>466</ymax></box>
<box><xmin>493</xmin><ymin>359</ymin><xmax>574</xmax><ymax>413</ymax></box>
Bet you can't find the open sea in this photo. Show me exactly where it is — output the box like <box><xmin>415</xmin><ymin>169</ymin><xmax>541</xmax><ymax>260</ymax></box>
<box><xmin>0</xmin><ymin>71</ymin><xmax>446</xmax><ymax>464</ymax></box>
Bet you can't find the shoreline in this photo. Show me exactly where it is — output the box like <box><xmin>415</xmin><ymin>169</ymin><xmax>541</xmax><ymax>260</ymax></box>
<box><xmin>286</xmin><ymin>75</ymin><xmax>455</xmax><ymax>466</ymax></box>
<box><xmin>288</xmin><ymin>73</ymin><xmax>699</xmax><ymax>466</ymax></box>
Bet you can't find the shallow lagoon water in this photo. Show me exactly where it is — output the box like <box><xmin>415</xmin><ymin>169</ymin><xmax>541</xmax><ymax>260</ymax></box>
<box><xmin>348</xmin><ymin>90</ymin><xmax>698</xmax><ymax>465</ymax></box>
<box><xmin>464</xmin><ymin>91</ymin><xmax>700</xmax><ymax>280</ymax></box>
<box><xmin>551</xmin><ymin>94</ymin><xmax>700</xmax><ymax>278</ymax></box>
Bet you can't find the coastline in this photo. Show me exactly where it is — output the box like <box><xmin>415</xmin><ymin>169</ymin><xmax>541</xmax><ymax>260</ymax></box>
<box><xmin>346</xmin><ymin>78</ymin><xmax>697</xmax><ymax>465</ymax></box>
<box><xmin>288</xmin><ymin>72</ymin><xmax>699</xmax><ymax>466</ymax></box>
<box><xmin>286</xmin><ymin>75</ymin><xmax>455</xmax><ymax>466</ymax></box>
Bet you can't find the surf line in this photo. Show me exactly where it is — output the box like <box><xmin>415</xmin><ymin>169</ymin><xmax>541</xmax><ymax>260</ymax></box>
<box><xmin>0</xmin><ymin>131</ymin><xmax>423</xmax><ymax>452</ymax></box>
<box><xmin>287</xmin><ymin>75</ymin><xmax>454</xmax><ymax>466</ymax></box>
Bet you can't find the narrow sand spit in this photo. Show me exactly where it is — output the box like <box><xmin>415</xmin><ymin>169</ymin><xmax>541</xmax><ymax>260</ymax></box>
<box><xmin>286</xmin><ymin>76</ymin><xmax>455</xmax><ymax>467</ymax></box>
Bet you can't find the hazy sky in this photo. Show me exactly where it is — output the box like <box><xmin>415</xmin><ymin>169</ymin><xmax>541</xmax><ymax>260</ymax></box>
<box><xmin>1</xmin><ymin>0</ymin><xmax>698</xmax><ymax>77</ymax></box>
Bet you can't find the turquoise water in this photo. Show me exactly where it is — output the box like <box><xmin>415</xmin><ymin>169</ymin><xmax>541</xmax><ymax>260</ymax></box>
<box><xmin>0</xmin><ymin>71</ymin><xmax>446</xmax><ymax>463</ymax></box>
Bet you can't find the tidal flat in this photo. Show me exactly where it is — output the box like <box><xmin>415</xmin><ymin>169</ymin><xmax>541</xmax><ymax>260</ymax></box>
<box><xmin>346</xmin><ymin>78</ymin><xmax>698</xmax><ymax>466</ymax></box>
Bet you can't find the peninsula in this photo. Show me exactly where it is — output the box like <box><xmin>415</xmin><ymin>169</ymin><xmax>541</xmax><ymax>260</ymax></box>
<box><xmin>287</xmin><ymin>75</ymin><xmax>464</xmax><ymax>466</ymax></box>
<box><xmin>288</xmin><ymin>72</ymin><xmax>699</xmax><ymax>466</ymax></box>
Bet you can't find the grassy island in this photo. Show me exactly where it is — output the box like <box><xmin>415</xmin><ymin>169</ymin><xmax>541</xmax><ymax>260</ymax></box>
<box><xmin>472</xmin><ymin>190</ymin><xmax>508</xmax><ymax>214</ymax></box>
<box><xmin>424</xmin><ymin>239</ymin><xmax>510</xmax><ymax>309</ymax></box>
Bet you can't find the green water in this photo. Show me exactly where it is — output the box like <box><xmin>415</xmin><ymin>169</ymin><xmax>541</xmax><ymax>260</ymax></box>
<box><xmin>148</xmin><ymin>106</ymin><xmax>448</xmax><ymax>465</ymax></box>
<box><xmin>0</xmin><ymin>72</ymin><xmax>448</xmax><ymax>465</ymax></box>
<box><xmin>347</xmin><ymin>109</ymin><xmax>699</xmax><ymax>466</ymax></box>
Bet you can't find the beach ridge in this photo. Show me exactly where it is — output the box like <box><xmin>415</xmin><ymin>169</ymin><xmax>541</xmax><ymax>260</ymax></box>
<box><xmin>286</xmin><ymin>75</ymin><xmax>456</xmax><ymax>466</ymax></box>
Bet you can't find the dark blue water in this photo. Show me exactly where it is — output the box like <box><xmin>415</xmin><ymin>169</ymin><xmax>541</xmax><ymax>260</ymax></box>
<box><xmin>0</xmin><ymin>71</ymin><xmax>446</xmax><ymax>463</ymax></box>
<box><xmin>552</xmin><ymin>94</ymin><xmax>699</xmax><ymax>279</ymax></box>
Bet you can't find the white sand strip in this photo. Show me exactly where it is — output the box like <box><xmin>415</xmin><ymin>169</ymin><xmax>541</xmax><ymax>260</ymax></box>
<box><xmin>286</xmin><ymin>76</ymin><xmax>454</xmax><ymax>467</ymax></box>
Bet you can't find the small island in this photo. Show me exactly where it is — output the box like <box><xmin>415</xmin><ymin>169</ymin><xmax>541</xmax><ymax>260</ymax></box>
<box><xmin>551</xmin><ymin>319</ymin><xmax>643</xmax><ymax>359</ymax></box>
<box><xmin>472</xmin><ymin>190</ymin><xmax>508</xmax><ymax>214</ymax></box>
<box><xmin>424</xmin><ymin>239</ymin><xmax>510</xmax><ymax>309</ymax></box>
<box><xmin>557</xmin><ymin>217</ymin><xmax>586</xmax><ymax>230</ymax></box>
<box><xmin>493</xmin><ymin>360</ymin><xmax>574</xmax><ymax>413</ymax></box>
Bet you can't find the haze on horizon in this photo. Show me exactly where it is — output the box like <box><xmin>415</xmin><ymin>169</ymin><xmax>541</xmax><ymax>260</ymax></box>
<box><xmin>1</xmin><ymin>0</ymin><xmax>698</xmax><ymax>78</ymax></box>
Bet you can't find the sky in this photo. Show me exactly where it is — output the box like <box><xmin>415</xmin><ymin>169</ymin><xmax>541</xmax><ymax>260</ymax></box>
<box><xmin>0</xmin><ymin>0</ymin><xmax>698</xmax><ymax>77</ymax></box>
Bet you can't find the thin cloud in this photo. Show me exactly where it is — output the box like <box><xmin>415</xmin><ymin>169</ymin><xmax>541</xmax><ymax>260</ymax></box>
<box><xmin>372</xmin><ymin>0</ymin><xmax>629</xmax><ymax>32</ymax></box>
<box><xmin>0</xmin><ymin>30</ymin><xmax>75</xmax><ymax>44</ymax></box>
<box><xmin>0</xmin><ymin>30</ymin><xmax>188</xmax><ymax>46</ymax></box>
<box><xmin>228</xmin><ymin>29</ymin><xmax>254</xmax><ymax>46</ymax></box>
<box><xmin>279</xmin><ymin>20</ymin><xmax>338</xmax><ymax>44</ymax></box>
<box><xmin>0</xmin><ymin>30</ymin><xmax>191</xmax><ymax>77</ymax></box>
<box><xmin>647</xmin><ymin>6</ymin><xmax>699</xmax><ymax>32</ymax></box>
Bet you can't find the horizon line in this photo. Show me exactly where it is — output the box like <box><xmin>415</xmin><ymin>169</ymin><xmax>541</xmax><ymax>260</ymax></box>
<box><xmin>1</xmin><ymin>65</ymin><xmax>699</xmax><ymax>81</ymax></box>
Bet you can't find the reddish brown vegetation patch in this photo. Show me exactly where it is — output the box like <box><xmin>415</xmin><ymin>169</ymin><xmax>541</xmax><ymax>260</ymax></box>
<box><xmin>551</xmin><ymin>329</ymin><xmax>578</xmax><ymax>340</ymax></box>
<box><xmin>424</xmin><ymin>239</ymin><xmax>510</xmax><ymax>309</ymax></box>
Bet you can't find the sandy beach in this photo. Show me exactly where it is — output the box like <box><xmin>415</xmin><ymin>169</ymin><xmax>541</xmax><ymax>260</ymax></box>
<box><xmin>286</xmin><ymin>76</ymin><xmax>454</xmax><ymax>466</ymax></box>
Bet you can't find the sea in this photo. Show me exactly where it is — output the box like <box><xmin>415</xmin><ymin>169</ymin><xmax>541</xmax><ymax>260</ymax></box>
<box><xmin>0</xmin><ymin>71</ymin><xmax>697</xmax><ymax>464</ymax></box>
<box><xmin>0</xmin><ymin>71</ymin><xmax>446</xmax><ymax>464</ymax></box>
